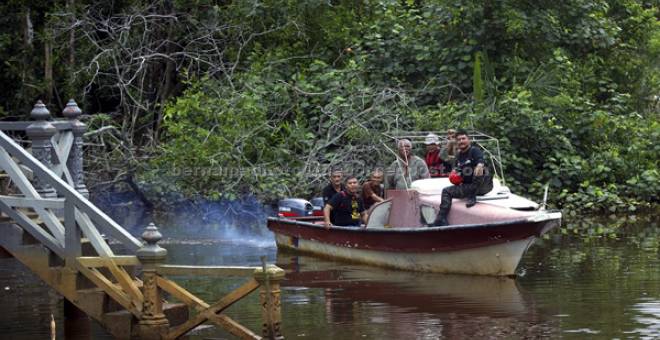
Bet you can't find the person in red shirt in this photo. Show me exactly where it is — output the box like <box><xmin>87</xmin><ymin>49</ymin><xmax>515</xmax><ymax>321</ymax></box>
<box><xmin>424</xmin><ymin>133</ymin><xmax>448</xmax><ymax>177</ymax></box>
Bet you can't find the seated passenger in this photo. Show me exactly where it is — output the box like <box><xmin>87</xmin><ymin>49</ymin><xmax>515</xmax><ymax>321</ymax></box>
<box><xmin>362</xmin><ymin>169</ymin><xmax>385</xmax><ymax>210</ymax></box>
<box><xmin>424</xmin><ymin>133</ymin><xmax>448</xmax><ymax>177</ymax></box>
<box><xmin>324</xmin><ymin>176</ymin><xmax>368</xmax><ymax>228</ymax></box>
<box><xmin>432</xmin><ymin>129</ymin><xmax>494</xmax><ymax>226</ymax></box>
<box><xmin>322</xmin><ymin>167</ymin><xmax>345</xmax><ymax>205</ymax></box>
<box><xmin>385</xmin><ymin>139</ymin><xmax>430</xmax><ymax>190</ymax></box>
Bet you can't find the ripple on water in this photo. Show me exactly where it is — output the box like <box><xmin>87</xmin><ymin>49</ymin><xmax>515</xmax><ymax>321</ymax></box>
<box><xmin>625</xmin><ymin>299</ymin><xmax>660</xmax><ymax>339</ymax></box>
<box><xmin>564</xmin><ymin>328</ymin><xmax>601</xmax><ymax>334</ymax></box>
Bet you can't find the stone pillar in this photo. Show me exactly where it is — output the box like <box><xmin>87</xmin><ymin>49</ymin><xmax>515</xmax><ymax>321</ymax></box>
<box><xmin>62</xmin><ymin>99</ymin><xmax>89</xmax><ymax>197</ymax></box>
<box><xmin>26</xmin><ymin>100</ymin><xmax>57</xmax><ymax>198</ymax></box>
<box><xmin>136</xmin><ymin>223</ymin><xmax>169</xmax><ymax>339</ymax></box>
<box><xmin>254</xmin><ymin>264</ymin><xmax>285</xmax><ymax>339</ymax></box>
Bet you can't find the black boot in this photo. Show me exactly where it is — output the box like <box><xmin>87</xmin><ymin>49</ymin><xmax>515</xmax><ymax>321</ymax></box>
<box><xmin>466</xmin><ymin>196</ymin><xmax>477</xmax><ymax>208</ymax></box>
<box><xmin>432</xmin><ymin>210</ymin><xmax>449</xmax><ymax>226</ymax></box>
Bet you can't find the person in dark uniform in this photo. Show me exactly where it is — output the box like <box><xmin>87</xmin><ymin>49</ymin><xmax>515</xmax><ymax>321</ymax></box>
<box><xmin>433</xmin><ymin>130</ymin><xmax>493</xmax><ymax>226</ymax></box>
<box><xmin>322</xmin><ymin>168</ymin><xmax>345</xmax><ymax>205</ymax></box>
<box><xmin>323</xmin><ymin>175</ymin><xmax>368</xmax><ymax>228</ymax></box>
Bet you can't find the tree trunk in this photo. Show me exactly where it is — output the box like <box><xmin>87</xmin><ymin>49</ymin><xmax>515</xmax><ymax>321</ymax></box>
<box><xmin>67</xmin><ymin>0</ymin><xmax>76</xmax><ymax>91</ymax></box>
<box><xmin>22</xmin><ymin>7</ymin><xmax>34</xmax><ymax>87</ymax></box>
<box><xmin>44</xmin><ymin>36</ymin><xmax>53</xmax><ymax>103</ymax></box>
<box><xmin>154</xmin><ymin>0</ymin><xmax>176</xmax><ymax>144</ymax></box>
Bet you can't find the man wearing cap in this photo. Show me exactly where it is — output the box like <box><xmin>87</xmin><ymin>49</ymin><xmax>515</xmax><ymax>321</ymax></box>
<box><xmin>385</xmin><ymin>139</ymin><xmax>430</xmax><ymax>190</ymax></box>
<box><xmin>424</xmin><ymin>133</ymin><xmax>448</xmax><ymax>177</ymax></box>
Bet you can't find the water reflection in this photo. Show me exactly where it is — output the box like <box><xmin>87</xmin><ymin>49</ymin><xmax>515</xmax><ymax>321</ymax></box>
<box><xmin>628</xmin><ymin>299</ymin><xmax>660</xmax><ymax>339</ymax></box>
<box><xmin>277</xmin><ymin>253</ymin><xmax>557</xmax><ymax>339</ymax></box>
<box><xmin>1</xmin><ymin>211</ymin><xmax>656</xmax><ymax>339</ymax></box>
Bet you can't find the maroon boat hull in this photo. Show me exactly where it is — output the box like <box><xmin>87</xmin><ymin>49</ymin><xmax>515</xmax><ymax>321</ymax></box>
<box><xmin>267</xmin><ymin>217</ymin><xmax>556</xmax><ymax>253</ymax></box>
<box><xmin>266</xmin><ymin>211</ymin><xmax>561</xmax><ymax>276</ymax></box>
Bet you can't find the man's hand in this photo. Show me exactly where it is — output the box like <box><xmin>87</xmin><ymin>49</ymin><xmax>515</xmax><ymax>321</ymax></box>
<box><xmin>475</xmin><ymin>163</ymin><xmax>484</xmax><ymax>177</ymax></box>
<box><xmin>324</xmin><ymin>221</ymin><xmax>332</xmax><ymax>230</ymax></box>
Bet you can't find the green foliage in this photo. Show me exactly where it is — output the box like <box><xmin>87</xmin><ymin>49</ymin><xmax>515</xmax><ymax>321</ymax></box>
<box><xmin>147</xmin><ymin>56</ymin><xmax>415</xmax><ymax>201</ymax></box>
<box><xmin>0</xmin><ymin>0</ymin><xmax>657</xmax><ymax>213</ymax></box>
<box><xmin>472</xmin><ymin>52</ymin><xmax>485</xmax><ymax>104</ymax></box>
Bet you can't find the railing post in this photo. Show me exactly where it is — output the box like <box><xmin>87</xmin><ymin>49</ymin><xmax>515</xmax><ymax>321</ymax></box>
<box><xmin>64</xmin><ymin>197</ymin><xmax>81</xmax><ymax>266</ymax></box>
<box><xmin>254</xmin><ymin>263</ymin><xmax>285</xmax><ymax>339</ymax></box>
<box><xmin>26</xmin><ymin>100</ymin><xmax>57</xmax><ymax>198</ymax></box>
<box><xmin>62</xmin><ymin>99</ymin><xmax>89</xmax><ymax>198</ymax></box>
<box><xmin>136</xmin><ymin>223</ymin><xmax>169</xmax><ymax>339</ymax></box>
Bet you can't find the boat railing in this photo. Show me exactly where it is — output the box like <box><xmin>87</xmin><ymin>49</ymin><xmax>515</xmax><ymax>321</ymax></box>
<box><xmin>385</xmin><ymin>130</ymin><xmax>506</xmax><ymax>186</ymax></box>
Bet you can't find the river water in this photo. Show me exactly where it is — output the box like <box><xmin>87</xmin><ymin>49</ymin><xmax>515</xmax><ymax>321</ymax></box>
<box><xmin>0</xmin><ymin>211</ymin><xmax>657</xmax><ymax>339</ymax></box>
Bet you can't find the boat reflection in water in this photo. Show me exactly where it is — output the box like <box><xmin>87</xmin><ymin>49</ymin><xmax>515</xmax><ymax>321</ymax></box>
<box><xmin>278</xmin><ymin>253</ymin><xmax>557</xmax><ymax>339</ymax></box>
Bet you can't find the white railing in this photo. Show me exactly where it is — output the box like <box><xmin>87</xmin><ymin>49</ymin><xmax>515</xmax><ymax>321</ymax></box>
<box><xmin>0</xmin><ymin>128</ymin><xmax>142</xmax><ymax>256</ymax></box>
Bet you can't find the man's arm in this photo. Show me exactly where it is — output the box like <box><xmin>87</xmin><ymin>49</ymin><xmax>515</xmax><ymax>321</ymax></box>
<box><xmin>417</xmin><ymin>157</ymin><xmax>430</xmax><ymax>179</ymax></box>
<box><xmin>323</xmin><ymin>204</ymin><xmax>333</xmax><ymax>229</ymax></box>
<box><xmin>359</xmin><ymin>199</ymin><xmax>369</xmax><ymax>226</ymax></box>
<box><xmin>363</xmin><ymin>183</ymin><xmax>384</xmax><ymax>203</ymax></box>
<box><xmin>473</xmin><ymin>148</ymin><xmax>485</xmax><ymax>177</ymax></box>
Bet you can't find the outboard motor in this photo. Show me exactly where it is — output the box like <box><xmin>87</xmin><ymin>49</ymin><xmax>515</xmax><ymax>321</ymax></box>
<box><xmin>277</xmin><ymin>198</ymin><xmax>314</xmax><ymax>218</ymax></box>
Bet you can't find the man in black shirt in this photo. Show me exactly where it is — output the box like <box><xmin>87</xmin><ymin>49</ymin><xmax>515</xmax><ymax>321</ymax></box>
<box><xmin>433</xmin><ymin>130</ymin><xmax>493</xmax><ymax>226</ymax></box>
<box><xmin>322</xmin><ymin>168</ymin><xmax>345</xmax><ymax>205</ymax></box>
<box><xmin>324</xmin><ymin>176</ymin><xmax>368</xmax><ymax>228</ymax></box>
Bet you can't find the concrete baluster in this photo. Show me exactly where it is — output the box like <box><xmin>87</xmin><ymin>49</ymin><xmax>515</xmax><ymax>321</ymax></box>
<box><xmin>136</xmin><ymin>223</ymin><xmax>169</xmax><ymax>339</ymax></box>
<box><xmin>62</xmin><ymin>99</ymin><xmax>89</xmax><ymax>198</ymax></box>
<box><xmin>26</xmin><ymin>100</ymin><xmax>57</xmax><ymax>198</ymax></box>
<box><xmin>254</xmin><ymin>264</ymin><xmax>285</xmax><ymax>339</ymax></box>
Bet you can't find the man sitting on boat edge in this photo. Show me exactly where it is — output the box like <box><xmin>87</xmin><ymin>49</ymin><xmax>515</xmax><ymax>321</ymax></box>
<box><xmin>432</xmin><ymin>129</ymin><xmax>494</xmax><ymax>227</ymax></box>
<box><xmin>324</xmin><ymin>175</ymin><xmax>368</xmax><ymax>229</ymax></box>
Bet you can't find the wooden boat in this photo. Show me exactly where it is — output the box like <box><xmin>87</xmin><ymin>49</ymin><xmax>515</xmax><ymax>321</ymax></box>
<box><xmin>267</xmin><ymin>178</ymin><xmax>561</xmax><ymax>276</ymax></box>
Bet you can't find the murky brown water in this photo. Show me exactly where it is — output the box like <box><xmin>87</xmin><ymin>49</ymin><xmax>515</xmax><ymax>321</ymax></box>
<box><xmin>0</xmin><ymin>215</ymin><xmax>657</xmax><ymax>339</ymax></box>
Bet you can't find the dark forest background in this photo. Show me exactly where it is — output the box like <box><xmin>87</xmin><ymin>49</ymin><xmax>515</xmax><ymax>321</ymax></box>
<box><xmin>0</xmin><ymin>0</ymin><xmax>658</xmax><ymax>213</ymax></box>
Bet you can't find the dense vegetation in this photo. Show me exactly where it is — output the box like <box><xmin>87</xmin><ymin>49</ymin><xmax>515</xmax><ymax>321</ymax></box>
<box><xmin>0</xmin><ymin>0</ymin><xmax>658</xmax><ymax>213</ymax></box>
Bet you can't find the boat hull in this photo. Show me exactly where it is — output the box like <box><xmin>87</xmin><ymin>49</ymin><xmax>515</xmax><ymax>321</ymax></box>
<box><xmin>267</xmin><ymin>212</ymin><xmax>560</xmax><ymax>276</ymax></box>
<box><xmin>274</xmin><ymin>233</ymin><xmax>535</xmax><ymax>276</ymax></box>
